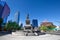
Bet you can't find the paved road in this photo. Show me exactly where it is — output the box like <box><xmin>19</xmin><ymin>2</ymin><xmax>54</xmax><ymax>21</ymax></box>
<box><xmin>0</xmin><ymin>34</ymin><xmax>60</xmax><ymax>40</ymax></box>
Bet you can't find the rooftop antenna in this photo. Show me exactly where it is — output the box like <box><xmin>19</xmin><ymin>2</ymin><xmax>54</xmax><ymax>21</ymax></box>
<box><xmin>26</xmin><ymin>8</ymin><xmax>30</xmax><ymax>19</ymax></box>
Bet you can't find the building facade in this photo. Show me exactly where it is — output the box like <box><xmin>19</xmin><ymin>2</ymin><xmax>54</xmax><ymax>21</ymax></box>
<box><xmin>14</xmin><ymin>11</ymin><xmax>20</xmax><ymax>24</ymax></box>
<box><xmin>0</xmin><ymin>1</ymin><xmax>10</xmax><ymax>23</ymax></box>
<box><xmin>41</xmin><ymin>22</ymin><xmax>53</xmax><ymax>27</ymax></box>
<box><xmin>0</xmin><ymin>1</ymin><xmax>10</xmax><ymax>31</ymax></box>
<box><xmin>32</xmin><ymin>19</ymin><xmax>38</xmax><ymax>28</ymax></box>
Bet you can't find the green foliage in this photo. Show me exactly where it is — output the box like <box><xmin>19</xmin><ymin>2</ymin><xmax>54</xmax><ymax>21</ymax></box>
<box><xmin>40</xmin><ymin>25</ymin><xmax>48</xmax><ymax>31</ymax></box>
<box><xmin>40</xmin><ymin>25</ymin><xmax>56</xmax><ymax>32</ymax></box>
<box><xmin>47</xmin><ymin>25</ymin><xmax>56</xmax><ymax>31</ymax></box>
<box><xmin>5</xmin><ymin>21</ymin><xmax>21</xmax><ymax>31</ymax></box>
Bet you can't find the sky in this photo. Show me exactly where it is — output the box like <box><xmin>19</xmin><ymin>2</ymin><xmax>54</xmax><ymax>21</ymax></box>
<box><xmin>4</xmin><ymin>0</ymin><xmax>60</xmax><ymax>26</ymax></box>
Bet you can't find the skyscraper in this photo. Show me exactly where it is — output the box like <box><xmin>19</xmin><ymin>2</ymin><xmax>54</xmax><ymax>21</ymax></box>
<box><xmin>0</xmin><ymin>1</ymin><xmax>10</xmax><ymax>31</ymax></box>
<box><xmin>32</xmin><ymin>19</ymin><xmax>38</xmax><ymax>28</ymax></box>
<box><xmin>0</xmin><ymin>1</ymin><xmax>10</xmax><ymax>23</ymax></box>
<box><xmin>14</xmin><ymin>11</ymin><xmax>20</xmax><ymax>24</ymax></box>
<box><xmin>32</xmin><ymin>19</ymin><xmax>40</xmax><ymax>35</ymax></box>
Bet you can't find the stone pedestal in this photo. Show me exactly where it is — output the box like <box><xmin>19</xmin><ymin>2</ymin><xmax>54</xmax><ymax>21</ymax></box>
<box><xmin>24</xmin><ymin>25</ymin><xmax>32</xmax><ymax>32</ymax></box>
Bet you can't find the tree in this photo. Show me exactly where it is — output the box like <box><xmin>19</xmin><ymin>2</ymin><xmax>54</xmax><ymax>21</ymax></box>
<box><xmin>4</xmin><ymin>21</ymin><xmax>12</xmax><ymax>31</ymax></box>
<box><xmin>40</xmin><ymin>25</ymin><xmax>56</xmax><ymax>32</ymax></box>
<box><xmin>47</xmin><ymin>25</ymin><xmax>56</xmax><ymax>31</ymax></box>
<box><xmin>40</xmin><ymin>25</ymin><xmax>48</xmax><ymax>32</ymax></box>
<box><xmin>4</xmin><ymin>21</ymin><xmax>21</xmax><ymax>31</ymax></box>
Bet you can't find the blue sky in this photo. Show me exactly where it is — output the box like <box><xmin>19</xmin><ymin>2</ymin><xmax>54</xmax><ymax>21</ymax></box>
<box><xmin>5</xmin><ymin>0</ymin><xmax>60</xmax><ymax>26</ymax></box>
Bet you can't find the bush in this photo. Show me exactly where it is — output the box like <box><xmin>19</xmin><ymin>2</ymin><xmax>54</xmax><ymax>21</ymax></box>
<box><xmin>40</xmin><ymin>25</ymin><xmax>48</xmax><ymax>32</ymax></box>
<box><xmin>40</xmin><ymin>25</ymin><xmax>56</xmax><ymax>32</ymax></box>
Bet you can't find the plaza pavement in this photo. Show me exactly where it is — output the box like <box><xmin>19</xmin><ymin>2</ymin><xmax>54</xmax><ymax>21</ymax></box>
<box><xmin>0</xmin><ymin>31</ymin><xmax>60</xmax><ymax>40</ymax></box>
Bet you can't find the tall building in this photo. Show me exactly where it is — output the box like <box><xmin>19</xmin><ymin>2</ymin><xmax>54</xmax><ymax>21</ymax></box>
<box><xmin>32</xmin><ymin>19</ymin><xmax>38</xmax><ymax>28</ymax></box>
<box><xmin>0</xmin><ymin>1</ymin><xmax>10</xmax><ymax>31</ymax></box>
<box><xmin>0</xmin><ymin>1</ymin><xmax>10</xmax><ymax>23</ymax></box>
<box><xmin>14</xmin><ymin>11</ymin><xmax>20</xmax><ymax>24</ymax></box>
<box><xmin>32</xmin><ymin>19</ymin><xmax>39</xmax><ymax>33</ymax></box>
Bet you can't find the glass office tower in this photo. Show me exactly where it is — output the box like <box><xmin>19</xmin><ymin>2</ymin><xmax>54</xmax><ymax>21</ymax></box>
<box><xmin>32</xmin><ymin>19</ymin><xmax>38</xmax><ymax>28</ymax></box>
<box><xmin>0</xmin><ymin>1</ymin><xmax>10</xmax><ymax>23</ymax></box>
<box><xmin>14</xmin><ymin>11</ymin><xmax>20</xmax><ymax>24</ymax></box>
<box><xmin>0</xmin><ymin>1</ymin><xmax>10</xmax><ymax>31</ymax></box>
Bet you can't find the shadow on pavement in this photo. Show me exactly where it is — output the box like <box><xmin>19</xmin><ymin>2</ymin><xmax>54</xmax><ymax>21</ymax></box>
<box><xmin>0</xmin><ymin>31</ymin><xmax>12</xmax><ymax>36</ymax></box>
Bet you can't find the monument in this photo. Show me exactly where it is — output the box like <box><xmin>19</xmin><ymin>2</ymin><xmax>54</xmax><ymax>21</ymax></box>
<box><xmin>24</xmin><ymin>14</ymin><xmax>32</xmax><ymax>36</ymax></box>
